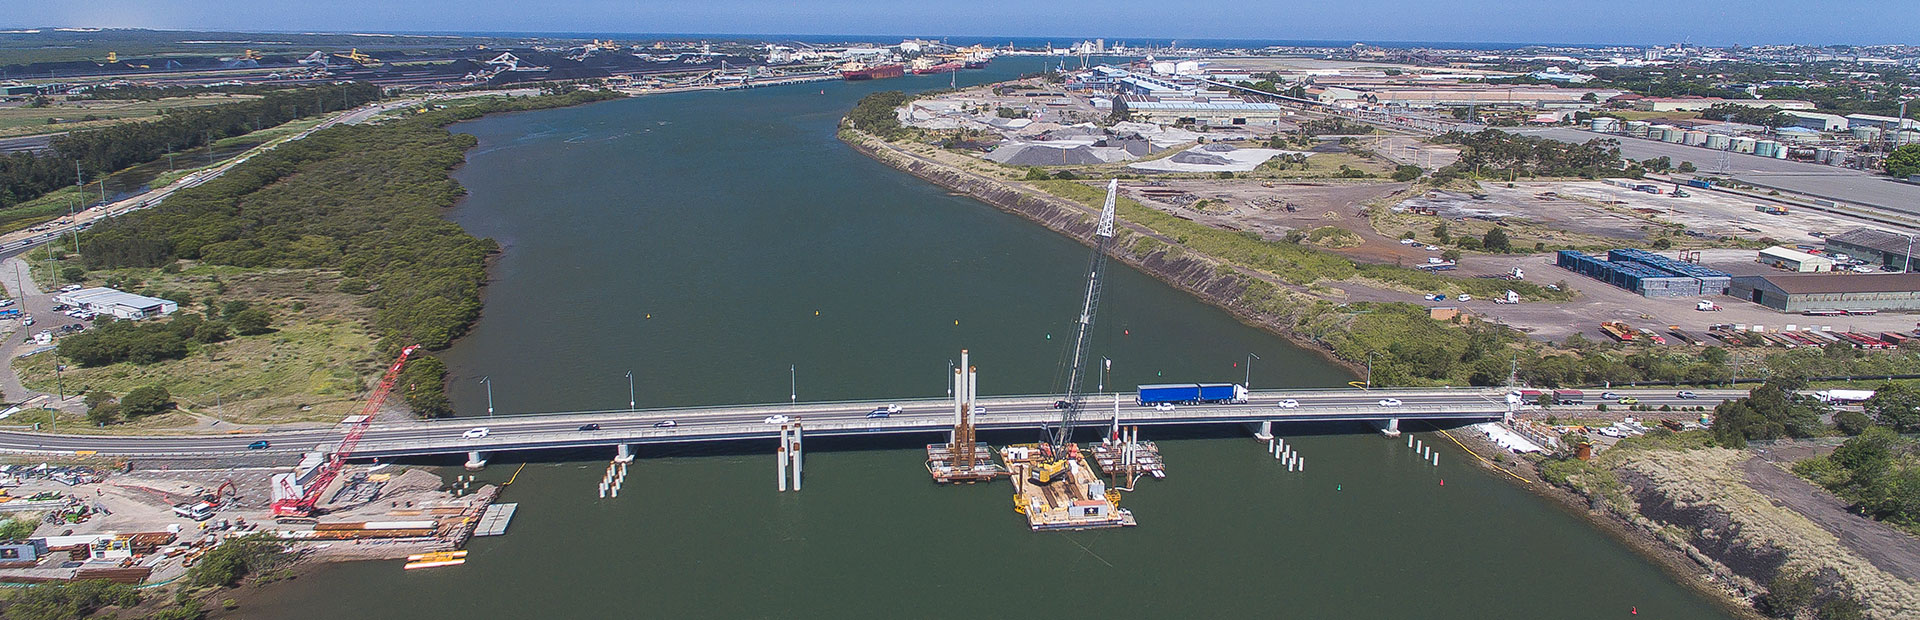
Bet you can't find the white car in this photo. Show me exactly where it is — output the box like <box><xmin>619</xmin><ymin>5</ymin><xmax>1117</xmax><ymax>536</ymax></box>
<box><xmin>1152</xmin><ymin>403</ymin><xmax>1176</xmax><ymax>411</ymax></box>
<box><xmin>1378</xmin><ymin>398</ymin><xmax>1403</xmax><ymax>407</ymax></box>
<box><xmin>1278</xmin><ymin>399</ymin><xmax>1299</xmax><ymax>409</ymax></box>
<box><xmin>1424</xmin><ymin>245</ymin><xmax>1440</xmax><ymax>251</ymax></box>
<box><xmin>763</xmin><ymin>415</ymin><xmax>791</xmax><ymax>424</ymax></box>
<box><xmin>1457</xmin><ymin>294</ymin><xmax>1472</xmax><ymax>302</ymax></box>
<box><xmin>461</xmin><ymin>427</ymin><xmax>490</xmax><ymax>439</ymax></box>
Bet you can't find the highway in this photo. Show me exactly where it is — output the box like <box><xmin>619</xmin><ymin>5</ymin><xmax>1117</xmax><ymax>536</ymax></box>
<box><xmin>0</xmin><ymin>387</ymin><xmax>1745</xmax><ymax>458</ymax></box>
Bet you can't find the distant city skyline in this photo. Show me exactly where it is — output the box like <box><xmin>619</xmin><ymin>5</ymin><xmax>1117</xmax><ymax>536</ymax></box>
<box><xmin>3</xmin><ymin>0</ymin><xmax>1917</xmax><ymax>47</ymax></box>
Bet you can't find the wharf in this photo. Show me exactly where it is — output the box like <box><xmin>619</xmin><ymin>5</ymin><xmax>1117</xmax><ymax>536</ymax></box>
<box><xmin>1089</xmin><ymin>440</ymin><xmax>1166</xmax><ymax>480</ymax></box>
<box><xmin>472</xmin><ymin>503</ymin><xmax>517</xmax><ymax>537</ymax></box>
<box><xmin>1001</xmin><ymin>444</ymin><xmax>1135</xmax><ymax>532</ymax></box>
<box><xmin>925</xmin><ymin>443</ymin><xmax>1007</xmax><ymax>483</ymax></box>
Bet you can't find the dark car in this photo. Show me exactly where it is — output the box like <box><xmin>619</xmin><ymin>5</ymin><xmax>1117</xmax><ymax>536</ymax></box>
<box><xmin>247</xmin><ymin>440</ymin><xmax>271</xmax><ymax>450</ymax></box>
<box><xmin>578</xmin><ymin>423</ymin><xmax>601</xmax><ymax>431</ymax></box>
<box><xmin>1052</xmin><ymin>400</ymin><xmax>1071</xmax><ymax>409</ymax></box>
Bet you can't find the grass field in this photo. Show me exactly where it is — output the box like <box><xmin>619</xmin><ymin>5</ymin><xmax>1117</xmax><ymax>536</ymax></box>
<box><xmin>16</xmin><ymin>265</ymin><xmax>386</xmax><ymax>426</ymax></box>
<box><xmin>0</xmin><ymin>94</ymin><xmax>258</xmax><ymax>137</ymax></box>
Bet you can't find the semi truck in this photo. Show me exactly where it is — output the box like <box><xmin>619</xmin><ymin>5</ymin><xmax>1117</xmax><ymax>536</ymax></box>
<box><xmin>1136</xmin><ymin>383</ymin><xmax>1249</xmax><ymax>406</ymax></box>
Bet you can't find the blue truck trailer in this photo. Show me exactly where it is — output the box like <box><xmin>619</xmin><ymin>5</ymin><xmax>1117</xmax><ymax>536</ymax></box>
<box><xmin>1136</xmin><ymin>383</ymin><xmax>1249</xmax><ymax>406</ymax></box>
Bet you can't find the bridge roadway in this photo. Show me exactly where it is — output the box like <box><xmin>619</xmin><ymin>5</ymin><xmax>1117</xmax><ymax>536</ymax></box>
<box><xmin>0</xmin><ymin>388</ymin><xmax>1744</xmax><ymax>459</ymax></box>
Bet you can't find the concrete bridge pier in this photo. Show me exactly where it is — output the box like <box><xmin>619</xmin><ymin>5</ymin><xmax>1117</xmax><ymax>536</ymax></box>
<box><xmin>615</xmin><ymin>444</ymin><xmax>635</xmax><ymax>464</ymax></box>
<box><xmin>464</xmin><ymin>451</ymin><xmax>488</xmax><ymax>471</ymax></box>
<box><xmin>1253</xmin><ymin>420</ymin><xmax>1274</xmax><ymax>441</ymax></box>
<box><xmin>1373</xmin><ymin>418</ymin><xmax>1402</xmax><ymax>438</ymax></box>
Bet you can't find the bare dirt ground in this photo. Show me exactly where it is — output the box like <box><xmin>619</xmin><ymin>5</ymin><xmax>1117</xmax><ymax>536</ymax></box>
<box><xmin>1742</xmin><ymin>454</ymin><xmax>1920</xmax><ymax>583</ymax></box>
<box><xmin>1119</xmin><ymin>178</ymin><xmax>1418</xmax><ymax>259</ymax></box>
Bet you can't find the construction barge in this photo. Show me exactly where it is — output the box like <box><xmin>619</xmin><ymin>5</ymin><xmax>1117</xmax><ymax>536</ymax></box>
<box><xmin>1002</xmin><ymin>443</ymin><xmax>1135</xmax><ymax>531</ymax></box>
<box><xmin>1089</xmin><ymin>427</ymin><xmax>1165</xmax><ymax>481</ymax></box>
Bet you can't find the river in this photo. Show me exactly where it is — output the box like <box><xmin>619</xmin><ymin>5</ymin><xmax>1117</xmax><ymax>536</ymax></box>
<box><xmin>247</xmin><ymin>63</ymin><xmax>1735</xmax><ymax>619</ymax></box>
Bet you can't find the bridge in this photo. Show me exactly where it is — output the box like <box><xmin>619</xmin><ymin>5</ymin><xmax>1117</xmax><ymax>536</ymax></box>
<box><xmin>0</xmin><ymin>388</ymin><xmax>1741</xmax><ymax>466</ymax></box>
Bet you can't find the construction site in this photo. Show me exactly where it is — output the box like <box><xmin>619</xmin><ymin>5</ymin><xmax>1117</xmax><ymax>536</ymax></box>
<box><xmin>0</xmin><ymin>346</ymin><xmax>516</xmax><ymax>586</ymax></box>
<box><xmin>917</xmin><ymin>182</ymin><xmax>1162</xmax><ymax>531</ymax></box>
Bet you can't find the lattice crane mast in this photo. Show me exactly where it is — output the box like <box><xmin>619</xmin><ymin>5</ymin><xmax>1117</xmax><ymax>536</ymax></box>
<box><xmin>271</xmin><ymin>345</ymin><xmax>420</xmax><ymax>519</ymax></box>
<box><xmin>1048</xmin><ymin>179</ymin><xmax>1118</xmax><ymax>455</ymax></box>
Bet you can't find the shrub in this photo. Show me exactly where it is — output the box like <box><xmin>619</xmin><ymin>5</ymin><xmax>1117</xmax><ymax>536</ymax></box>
<box><xmin>120</xmin><ymin>385</ymin><xmax>173</xmax><ymax>417</ymax></box>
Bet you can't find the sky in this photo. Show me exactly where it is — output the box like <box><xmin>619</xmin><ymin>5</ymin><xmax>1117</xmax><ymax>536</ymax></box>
<box><xmin>4</xmin><ymin>0</ymin><xmax>1918</xmax><ymax>47</ymax></box>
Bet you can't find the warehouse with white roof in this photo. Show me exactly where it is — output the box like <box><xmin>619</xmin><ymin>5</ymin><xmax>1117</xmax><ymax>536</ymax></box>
<box><xmin>52</xmin><ymin>287</ymin><xmax>178</xmax><ymax>320</ymax></box>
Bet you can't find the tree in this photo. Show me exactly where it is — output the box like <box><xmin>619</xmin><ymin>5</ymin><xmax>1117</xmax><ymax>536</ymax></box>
<box><xmin>398</xmin><ymin>354</ymin><xmax>453</xmax><ymax>418</ymax></box>
<box><xmin>0</xmin><ymin>517</ymin><xmax>35</xmax><ymax>540</ymax></box>
<box><xmin>1887</xmin><ymin>144</ymin><xmax>1920</xmax><ymax>179</ymax></box>
<box><xmin>1677</xmin><ymin>161</ymin><xmax>1697</xmax><ymax>173</ymax></box>
<box><xmin>59</xmin><ymin>266</ymin><xmax>85</xmax><ymax>283</ymax></box>
<box><xmin>119</xmin><ymin>385</ymin><xmax>172</xmax><ymax>417</ymax></box>
<box><xmin>86</xmin><ymin>402</ymin><xmax>120</xmax><ymax>426</ymax></box>
<box><xmin>1864</xmin><ymin>381</ymin><xmax>1920</xmax><ymax>431</ymax></box>
<box><xmin>1391</xmin><ymin>165</ymin><xmax>1423</xmax><ymax>181</ymax></box>
<box><xmin>1650</xmin><ymin>237</ymin><xmax>1673</xmax><ymax>250</ymax></box>
<box><xmin>229</xmin><ymin>308</ymin><xmax>272</xmax><ymax>336</ymax></box>
<box><xmin>1431</xmin><ymin>221</ymin><xmax>1449</xmax><ymax>244</ymax></box>
<box><xmin>1481</xmin><ymin>228</ymin><xmax>1511</xmax><ymax>252</ymax></box>
<box><xmin>1441</xmin><ymin>249</ymin><xmax>1462</xmax><ymax>262</ymax></box>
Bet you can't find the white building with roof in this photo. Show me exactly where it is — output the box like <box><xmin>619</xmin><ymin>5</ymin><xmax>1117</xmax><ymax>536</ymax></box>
<box><xmin>53</xmin><ymin>287</ymin><xmax>178</xmax><ymax>320</ymax></box>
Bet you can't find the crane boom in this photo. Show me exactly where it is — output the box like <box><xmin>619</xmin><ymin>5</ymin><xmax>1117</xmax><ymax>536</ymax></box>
<box><xmin>1049</xmin><ymin>180</ymin><xmax>1117</xmax><ymax>451</ymax></box>
<box><xmin>271</xmin><ymin>345</ymin><xmax>420</xmax><ymax>518</ymax></box>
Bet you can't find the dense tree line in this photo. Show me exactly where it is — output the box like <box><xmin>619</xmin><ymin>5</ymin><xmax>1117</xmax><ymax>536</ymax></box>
<box><xmin>1698</xmin><ymin>103</ymin><xmax>1794</xmax><ymax>128</ymax></box>
<box><xmin>72</xmin><ymin>92</ymin><xmax>620</xmax><ymax>417</ymax></box>
<box><xmin>0</xmin><ymin>82</ymin><xmax>380</xmax><ymax>211</ymax></box>
<box><xmin>1795</xmin><ymin>428</ymin><xmax>1920</xmax><ymax>535</ymax></box>
<box><xmin>1433</xmin><ymin>129</ymin><xmax>1627</xmax><ymax>179</ymax></box>
<box><xmin>845</xmin><ymin>90</ymin><xmax>909</xmax><ymax>138</ymax></box>
<box><xmin>0</xmin><ymin>580</ymin><xmax>140</xmax><ymax>620</ymax></box>
<box><xmin>1707</xmin><ymin>379</ymin><xmax>1826</xmax><ymax>448</ymax></box>
<box><xmin>55</xmin><ymin>313</ymin><xmax>233</xmax><ymax>367</ymax></box>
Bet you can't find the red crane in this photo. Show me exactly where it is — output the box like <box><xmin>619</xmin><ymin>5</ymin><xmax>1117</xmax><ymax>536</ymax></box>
<box><xmin>271</xmin><ymin>345</ymin><xmax>421</xmax><ymax>519</ymax></box>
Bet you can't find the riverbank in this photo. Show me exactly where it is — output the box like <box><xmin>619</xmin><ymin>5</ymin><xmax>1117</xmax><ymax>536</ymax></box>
<box><xmin>1452</xmin><ymin>422</ymin><xmax>1920</xmax><ymax>619</ymax></box>
<box><xmin>843</xmin><ymin>119</ymin><xmax>1920</xmax><ymax>620</ymax></box>
<box><xmin>838</xmin><ymin>127</ymin><xmax>1370</xmax><ymax>379</ymax></box>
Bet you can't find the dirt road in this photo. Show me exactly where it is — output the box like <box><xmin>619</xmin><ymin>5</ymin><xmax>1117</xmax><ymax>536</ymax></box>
<box><xmin>1742</xmin><ymin>455</ymin><xmax>1920</xmax><ymax>582</ymax></box>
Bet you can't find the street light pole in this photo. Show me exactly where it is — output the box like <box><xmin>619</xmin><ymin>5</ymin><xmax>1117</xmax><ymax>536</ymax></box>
<box><xmin>947</xmin><ymin>359</ymin><xmax>954</xmax><ymax>398</ymax></box>
<box><xmin>1366</xmin><ymin>352</ymin><xmax>1376</xmax><ymax>389</ymax></box>
<box><xmin>789</xmin><ymin>364</ymin><xmax>796</xmax><ymax>410</ymax></box>
<box><xmin>626</xmin><ymin>370</ymin><xmax>635</xmax><ymax>412</ymax></box>
<box><xmin>1244</xmin><ymin>353</ymin><xmax>1260</xmax><ymax>389</ymax></box>
<box><xmin>480</xmin><ymin>376</ymin><xmax>494</xmax><ymax>419</ymax></box>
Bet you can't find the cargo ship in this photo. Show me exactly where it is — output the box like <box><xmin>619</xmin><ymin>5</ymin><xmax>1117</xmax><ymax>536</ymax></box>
<box><xmin>840</xmin><ymin>62</ymin><xmax>905</xmax><ymax>81</ymax></box>
<box><xmin>912</xmin><ymin>61</ymin><xmax>964</xmax><ymax>75</ymax></box>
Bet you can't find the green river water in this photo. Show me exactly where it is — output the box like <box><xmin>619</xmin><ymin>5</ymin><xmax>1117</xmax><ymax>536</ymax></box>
<box><xmin>249</xmin><ymin>63</ymin><xmax>1734</xmax><ymax>619</ymax></box>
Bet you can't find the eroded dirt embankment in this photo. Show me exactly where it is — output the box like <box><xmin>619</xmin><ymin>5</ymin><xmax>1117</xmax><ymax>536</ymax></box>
<box><xmin>840</xmin><ymin>130</ymin><xmax>1361</xmax><ymax>375</ymax></box>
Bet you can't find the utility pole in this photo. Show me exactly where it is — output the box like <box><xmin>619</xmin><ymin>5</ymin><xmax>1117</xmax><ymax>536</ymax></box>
<box><xmin>480</xmin><ymin>376</ymin><xmax>494</xmax><ymax>419</ymax></box>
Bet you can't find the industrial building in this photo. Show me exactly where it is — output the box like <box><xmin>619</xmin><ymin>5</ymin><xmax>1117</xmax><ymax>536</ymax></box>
<box><xmin>1555</xmin><ymin>249</ymin><xmax>1732</xmax><ymax>298</ymax></box>
<box><xmin>1782</xmin><ymin>110</ymin><xmax>1849</xmax><ymax>132</ymax></box>
<box><xmin>1758</xmin><ymin>246</ymin><xmax>1835</xmax><ymax>272</ymax></box>
<box><xmin>1824</xmin><ymin>227</ymin><xmax>1919</xmax><ymax>272</ymax></box>
<box><xmin>1118</xmin><ymin>97</ymin><xmax>1288</xmax><ymax>127</ymax></box>
<box><xmin>51</xmin><ymin>287</ymin><xmax>178</xmax><ymax>320</ymax></box>
<box><xmin>1729</xmin><ymin>273</ymin><xmax>1920</xmax><ymax>313</ymax></box>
